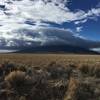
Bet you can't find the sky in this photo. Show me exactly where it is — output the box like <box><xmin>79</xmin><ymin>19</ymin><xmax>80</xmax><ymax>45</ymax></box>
<box><xmin>0</xmin><ymin>0</ymin><xmax>100</xmax><ymax>51</ymax></box>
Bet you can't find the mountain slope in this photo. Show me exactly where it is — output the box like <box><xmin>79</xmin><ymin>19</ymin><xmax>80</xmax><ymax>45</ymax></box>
<box><xmin>16</xmin><ymin>45</ymin><xmax>99</xmax><ymax>54</ymax></box>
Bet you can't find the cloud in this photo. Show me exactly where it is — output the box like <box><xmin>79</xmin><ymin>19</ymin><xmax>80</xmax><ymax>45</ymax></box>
<box><xmin>74</xmin><ymin>8</ymin><xmax>100</xmax><ymax>24</ymax></box>
<box><xmin>0</xmin><ymin>50</ymin><xmax>16</xmax><ymax>53</ymax></box>
<box><xmin>76</xmin><ymin>26</ymin><xmax>83</xmax><ymax>32</ymax></box>
<box><xmin>88</xmin><ymin>8</ymin><xmax>100</xmax><ymax>17</ymax></box>
<box><xmin>0</xmin><ymin>0</ymin><xmax>100</xmax><ymax>26</ymax></box>
<box><xmin>74</xmin><ymin>19</ymin><xmax>87</xmax><ymax>25</ymax></box>
<box><xmin>0</xmin><ymin>0</ymin><xmax>100</xmax><ymax>35</ymax></box>
<box><xmin>91</xmin><ymin>48</ymin><xmax>100</xmax><ymax>53</ymax></box>
<box><xmin>0</xmin><ymin>27</ymin><xmax>100</xmax><ymax>49</ymax></box>
<box><xmin>0</xmin><ymin>0</ymin><xmax>100</xmax><ymax>50</ymax></box>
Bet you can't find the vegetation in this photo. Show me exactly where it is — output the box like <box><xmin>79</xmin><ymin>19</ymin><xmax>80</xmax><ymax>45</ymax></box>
<box><xmin>0</xmin><ymin>54</ymin><xmax>100</xmax><ymax>100</ymax></box>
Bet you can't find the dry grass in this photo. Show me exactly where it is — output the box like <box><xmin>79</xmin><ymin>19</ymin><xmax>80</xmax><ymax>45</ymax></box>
<box><xmin>0</xmin><ymin>54</ymin><xmax>100</xmax><ymax>66</ymax></box>
<box><xmin>0</xmin><ymin>54</ymin><xmax>100</xmax><ymax>100</ymax></box>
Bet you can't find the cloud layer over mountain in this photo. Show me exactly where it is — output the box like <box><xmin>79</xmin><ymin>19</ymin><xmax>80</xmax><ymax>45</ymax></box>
<box><xmin>1</xmin><ymin>27</ymin><xmax>100</xmax><ymax>50</ymax></box>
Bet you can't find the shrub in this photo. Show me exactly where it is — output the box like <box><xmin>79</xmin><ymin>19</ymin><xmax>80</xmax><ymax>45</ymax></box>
<box><xmin>5</xmin><ymin>71</ymin><xmax>33</xmax><ymax>96</ymax></box>
<box><xmin>19</xmin><ymin>96</ymin><xmax>26</xmax><ymax>100</ymax></box>
<box><xmin>64</xmin><ymin>77</ymin><xmax>79</xmax><ymax>100</ymax></box>
<box><xmin>77</xmin><ymin>82</ymin><xmax>94</xmax><ymax>100</ymax></box>
<box><xmin>1</xmin><ymin>61</ymin><xmax>17</xmax><ymax>76</ymax></box>
<box><xmin>79</xmin><ymin>64</ymin><xmax>90</xmax><ymax>75</ymax></box>
<box><xmin>46</xmin><ymin>62</ymin><xmax>68</xmax><ymax>79</ymax></box>
<box><xmin>93</xmin><ymin>66</ymin><xmax>100</xmax><ymax>78</ymax></box>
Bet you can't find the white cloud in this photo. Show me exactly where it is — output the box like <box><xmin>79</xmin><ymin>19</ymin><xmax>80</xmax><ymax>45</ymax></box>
<box><xmin>74</xmin><ymin>19</ymin><xmax>87</xmax><ymax>25</ymax></box>
<box><xmin>0</xmin><ymin>0</ymin><xmax>100</xmax><ymax>48</ymax></box>
<box><xmin>74</xmin><ymin>8</ymin><xmax>100</xmax><ymax>24</ymax></box>
<box><xmin>76</xmin><ymin>26</ymin><xmax>83</xmax><ymax>32</ymax></box>
<box><xmin>0</xmin><ymin>0</ymin><xmax>99</xmax><ymax>26</ymax></box>
<box><xmin>91</xmin><ymin>48</ymin><xmax>100</xmax><ymax>53</ymax></box>
<box><xmin>0</xmin><ymin>50</ymin><xmax>17</xmax><ymax>53</ymax></box>
<box><xmin>87</xmin><ymin>8</ymin><xmax>100</xmax><ymax>17</ymax></box>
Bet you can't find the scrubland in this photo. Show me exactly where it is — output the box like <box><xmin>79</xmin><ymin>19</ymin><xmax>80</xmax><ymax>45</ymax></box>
<box><xmin>0</xmin><ymin>54</ymin><xmax>100</xmax><ymax>100</ymax></box>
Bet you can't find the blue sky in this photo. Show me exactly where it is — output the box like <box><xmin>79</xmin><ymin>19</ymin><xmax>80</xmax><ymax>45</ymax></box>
<box><xmin>68</xmin><ymin>0</ymin><xmax>99</xmax><ymax>10</ymax></box>
<box><xmin>67</xmin><ymin>0</ymin><xmax>100</xmax><ymax>41</ymax></box>
<box><xmin>0</xmin><ymin>0</ymin><xmax>100</xmax><ymax>50</ymax></box>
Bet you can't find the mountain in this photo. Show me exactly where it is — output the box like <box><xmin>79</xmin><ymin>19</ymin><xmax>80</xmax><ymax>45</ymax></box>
<box><xmin>16</xmin><ymin>45</ymin><xmax>99</xmax><ymax>54</ymax></box>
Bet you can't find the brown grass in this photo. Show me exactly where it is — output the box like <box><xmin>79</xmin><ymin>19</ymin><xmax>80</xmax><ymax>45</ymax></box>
<box><xmin>0</xmin><ymin>54</ymin><xmax>100</xmax><ymax>100</ymax></box>
<box><xmin>0</xmin><ymin>54</ymin><xmax>100</xmax><ymax>67</ymax></box>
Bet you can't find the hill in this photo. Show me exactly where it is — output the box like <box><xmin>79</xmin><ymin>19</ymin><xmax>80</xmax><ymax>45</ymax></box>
<box><xmin>16</xmin><ymin>45</ymin><xmax>99</xmax><ymax>54</ymax></box>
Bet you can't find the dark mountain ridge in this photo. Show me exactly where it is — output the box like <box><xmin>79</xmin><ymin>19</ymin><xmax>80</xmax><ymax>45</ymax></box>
<box><xmin>16</xmin><ymin>45</ymin><xmax>99</xmax><ymax>54</ymax></box>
